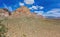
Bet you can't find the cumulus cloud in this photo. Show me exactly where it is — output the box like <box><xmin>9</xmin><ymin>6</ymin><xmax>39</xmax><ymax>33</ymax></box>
<box><xmin>29</xmin><ymin>6</ymin><xmax>44</xmax><ymax>10</ymax></box>
<box><xmin>39</xmin><ymin>6</ymin><xmax>44</xmax><ymax>9</ymax></box>
<box><xmin>19</xmin><ymin>2</ymin><xmax>24</xmax><ymax>6</ymax></box>
<box><xmin>44</xmin><ymin>8</ymin><xmax>60</xmax><ymax>17</ymax></box>
<box><xmin>32</xmin><ymin>6</ymin><xmax>38</xmax><ymax>9</ymax></box>
<box><xmin>24</xmin><ymin>0</ymin><xmax>34</xmax><ymax>4</ymax></box>
<box><xmin>29</xmin><ymin>6</ymin><xmax>38</xmax><ymax>10</ymax></box>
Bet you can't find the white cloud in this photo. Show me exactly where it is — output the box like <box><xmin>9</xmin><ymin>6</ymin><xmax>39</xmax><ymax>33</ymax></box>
<box><xmin>24</xmin><ymin>0</ymin><xmax>34</xmax><ymax>4</ymax></box>
<box><xmin>44</xmin><ymin>8</ymin><xmax>60</xmax><ymax>17</ymax></box>
<box><xmin>32</xmin><ymin>6</ymin><xmax>38</xmax><ymax>9</ymax></box>
<box><xmin>29</xmin><ymin>6</ymin><xmax>38</xmax><ymax>10</ymax></box>
<box><xmin>19</xmin><ymin>2</ymin><xmax>24</xmax><ymax>6</ymax></box>
<box><xmin>34</xmin><ymin>11</ymin><xmax>44</xmax><ymax>15</ymax></box>
<box><xmin>39</xmin><ymin>6</ymin><xmax>44</xmax><ymax>9</ymax></box>
<box><xmin>29</xmin><ymin>7</ymin><xmax>32</xmax><ymax>10</ymax></box>
<box><xmin>34</xmin><ymin>8</ymin><xmax>60</xmax><ymax>18</ymax></box>
<box><xmin>29</xmin><ymin>5</ymin><xmax>44</xmax><ymax>10</ymax></box>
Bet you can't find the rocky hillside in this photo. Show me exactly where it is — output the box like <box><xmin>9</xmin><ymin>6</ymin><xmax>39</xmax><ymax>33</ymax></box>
<box><xmin>2</xmin><ymin>16</ymin><xmax>60</xmax><ymax>37</ymax></box>
<box><xmin>0</xmin><ymin>6</ymin><xmax>44</xmax><ymax>19</ymax></box>
<box><xmin>0</xmin><ymin>6</ymin><xmax>60</xmax><ymax>37</ymax></box>
<box><xmin>0</xmin><ymin>8</ymin><xmax>11</xmax><ymax>17</ymax></box>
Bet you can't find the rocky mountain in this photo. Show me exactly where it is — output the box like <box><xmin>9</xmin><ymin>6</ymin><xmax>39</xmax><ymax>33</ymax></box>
<box><xmin>0</xmin><ymin>8</ymin><xmax>11</xmax><ymax>17</ymax></box>
<box><xmin>12</xmin><ymin>6</ymin><xmax>32</xmax><ymax>16</ymax></box>
<box><xmin>0</xmin><ymin>6</ymin><xmax>44</xmax><ymax>19</ymax></box>
<box><xmin>12</xmin><ymin>6</ymin><xmax>44</xmax><ymax>18</ymax></box>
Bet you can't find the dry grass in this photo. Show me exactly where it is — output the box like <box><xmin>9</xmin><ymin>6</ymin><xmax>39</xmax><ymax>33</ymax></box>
<box><xmin>1</xmin><ymin>15</ymin><xmax>60</xmax><ymax>37</ymax></box>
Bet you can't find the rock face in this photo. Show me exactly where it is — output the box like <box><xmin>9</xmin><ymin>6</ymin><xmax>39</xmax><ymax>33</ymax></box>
<box><xmin>11</xmin><ymin>6</ymin><xmax>44</xmax><ymax>18</ymax></box>
<box><xmin>0</xmin><ymin>8</ymin><xmax>11</xmax><ymax>17</ymax></box>
<box><xmin>12</xmin><ymin>6</ymin><xmax>31</xmax><ymax>16</ymax></box>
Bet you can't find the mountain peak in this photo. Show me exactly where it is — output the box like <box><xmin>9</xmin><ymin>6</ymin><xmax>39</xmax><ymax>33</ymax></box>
<box><xmin>12</xmin><ymin>6</ymin><xmax>32</xmax><ymax>16</ymax></box>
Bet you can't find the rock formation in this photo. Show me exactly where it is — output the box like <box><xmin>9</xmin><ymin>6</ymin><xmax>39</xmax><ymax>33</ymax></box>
<box><xmin>12</xmin><ymin>6</ymin><xmax>32</xmax><ymax>16</ymax></box>
<box><xmin>0</xmin><ymin>8</ymin><xmax>11</xmax><ymax>17</ymax></box>
<box><xmin>0</xmin><ymin>6</ymin><xmax>44</xmax><ymax>18</ymax></box>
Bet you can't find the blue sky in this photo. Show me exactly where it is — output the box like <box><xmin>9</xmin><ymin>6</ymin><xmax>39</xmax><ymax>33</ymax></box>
<box><xmin>0</xmin><ymin>0</ymin><xmax>60</xmax><ymax>17</ymax></box>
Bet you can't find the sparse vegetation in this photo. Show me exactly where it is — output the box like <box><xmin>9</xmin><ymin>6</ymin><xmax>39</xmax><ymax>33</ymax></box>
<box><xmin>0</xmin><ymin>7</ymin><xmax>60</xmax><ymax>37</ymax></box>
<box><xmin>0</xmin><ymin>19</ymin><xmax>8</xmax><ymax>37</ymax></box>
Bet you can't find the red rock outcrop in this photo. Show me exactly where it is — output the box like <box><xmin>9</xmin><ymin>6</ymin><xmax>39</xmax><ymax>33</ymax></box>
<box><xmin>12</xmin><ymin>6</ymin><xmax>32</xmax><ymax>16</ymax></box>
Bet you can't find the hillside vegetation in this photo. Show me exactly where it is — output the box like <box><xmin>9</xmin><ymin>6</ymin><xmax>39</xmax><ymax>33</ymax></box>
<box><xmin>1</xmin><ymin>15</ymin><xmax>60</xmax><ymax>37</ymax></box>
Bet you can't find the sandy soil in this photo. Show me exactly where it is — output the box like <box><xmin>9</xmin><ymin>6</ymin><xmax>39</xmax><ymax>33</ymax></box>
<box><xmin>2</xmin><ymin>17</ymin><xmax>60</xmax><ymax>37</ymax></box>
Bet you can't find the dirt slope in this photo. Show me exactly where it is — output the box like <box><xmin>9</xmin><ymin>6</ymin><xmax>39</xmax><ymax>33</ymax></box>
<box><xmin>2</xmin><ymin>16</ymin><xmax>60</xmax><ymax>37</ymax></box>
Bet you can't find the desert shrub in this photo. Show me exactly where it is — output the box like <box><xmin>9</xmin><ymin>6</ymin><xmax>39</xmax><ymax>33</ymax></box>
<box><xmin>0</xmin><ymin>19</ymin><xmax>8</xmax><ymax>37</ymax></box>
